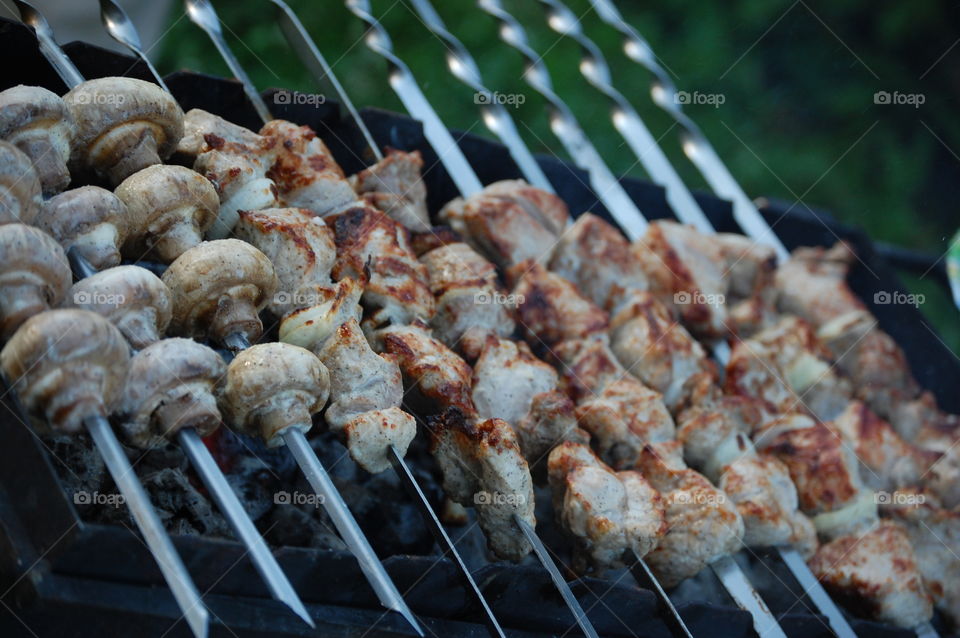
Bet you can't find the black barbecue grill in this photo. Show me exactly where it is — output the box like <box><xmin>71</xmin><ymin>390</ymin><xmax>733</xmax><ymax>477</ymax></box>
<box><xmin>0</xmin><ymin>11</ymin><xmax>956</xmax><ymax>638</ymax></box>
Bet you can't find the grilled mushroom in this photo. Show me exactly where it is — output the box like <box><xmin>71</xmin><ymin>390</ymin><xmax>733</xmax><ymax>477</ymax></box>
<box><xmin>64</xmin><ymin>77</ymin><xmax>184</xmax><ymax>185</ymax></box>
<box><xmin>119</xmin><ymin>338</ymin><xmax>226</xmax><ymax>448</ymax></box>
<box><xmin>66</xmin><ymin>266</ymin><xmax>172</xmax><ymax>350</ymax></box>
<box><xmin>219</xmin><ymin>342</ymin><xmax>330</xmax><ymax>446</ymax></box>
<box><xmin>116</xmin><ymin>164</ymin><xmax>219</xmax><ymax>263</ymax></box>
<box><xmin>0</xmin><ymin>85</ymin><xmax>74</xmax><ymax>195</ymax></box>
<box><xmin>0</xmin><ymin>224</ymin><xmax>71</xmax><ymax>339</ymax></box>
<box><xmin>162</xmin><ymin>239</ymin><xmax>278</xmax><ymax>346</ymax></box>
<box><xmin>37</xmin><ymin>186</ymin><xmax>133</xmax><ymax>270</ymax></box>
<box><xmin>0</xmin><ymin>309</ymin><xmax>129</xmax><ymax>433</ymax></box>
<box><xmin>0</xmin><ymin>140</ymin><xmax>42</xmax><ymax>225</ymax></box>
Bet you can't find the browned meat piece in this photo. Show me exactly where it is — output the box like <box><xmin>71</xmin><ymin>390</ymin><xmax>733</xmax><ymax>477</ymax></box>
<box><xmin>316</xmin><ymin>319</ymin><xmax>416</xmax><ymax>473</ymax></box>
<box><xmin>279</xmin><ymin>278</ymin><xmax>363</xmax><ymax>354</ymax></box>
<box><xmin>548</xmin><ymin>213</ymin><xmax>650</xmax><ymax>313</ymax></box>
<box><xmin>350</xmin><ymin>149</ymin><xmax>429</xmax><ymax>231</ymax></box>
<box><xmin>233</xmin><ymin>207</ymin><xmax>338</xmax><ymax>318</ymax></box>
<box><xmin>883</xmin><ymin>491</ymin><xmax>960</xmax><ymax>629</ymax></box>
<box><xmin>609</xmin><ymin>291</ymin><xmax>716</xmax><ymax>412</ymax></box>
<box><xmin>725</xmin><ymin>316</ymin><xmax>852</xmax><ymax>421</ymax></box>
<box><xmin>637</xmin><ymin>446</ymin><xmax>744</xmax><ymax>588</ymax></box>
<box><xmin>472</xmin><ymin>336</ymin><xmax>581</xmax><ymax>462</ymax></box>
<box><xmin>508</xmin><ymin>260</ymin><xmax>609</xmax><ymax>349</ymax></box>
<box><xmin>408</xmin><ymin>225</ymin><xmax>462</xmax><ymax>257</ymax></box>
<box><xmin>261</xmin><ymin>120</ymin><xmax>358</xmax><ymax>217</ymax></box>
<box><xmin>176</xmin><ymin>109</ymin><xmax>280</xmax><ymax>238</ymax></box>
<box><xmin>677</xmin><ymin>395</ymin><xmax>771</xmax><ymax>474</ymax></box>
<box><xmin>439</xmin><ymin>179</ymin><xmax>570</xmax><ymax>268</ymax></box>
<box><xmin>420</xmin><ymin>242</ymin><xmax>515</xmax><ymax>360</ymax></box>
<box><xmin>379</xmin><ymin>321</ymin><xmax>476</xmax><ymax>417</ymax></box>
<box><xmin>429</xmin><ymin>408</ymin><xmax>535</xmax><ymax>561</ymax></box>
<box><xmin>809</xmin><ymin>521</ymin><xmax>933</xmax><ymax>629</ymax></box>
<box><xmin>552</xmin><ymin>334</ymin><xmax>628</xmax><ymax>402</ymax></box>
<box><xmin>329</xmin><ymin>204</ymin><xmax>435</xmax><ymax>327</ymax></box>
<box><xmin>547</xmin><ymin>441</ymin><xmax>666</xmax><ymax>572</ymax></box>
<box><xmin>775</xmin><ymin>242</ymin><xmax>865</xmax><ymax>327</ymax></box>
<box><xmin>755</xmin><ymin>414</ymin><xmax>868</xmax><ymax>534</ymax></box>
<box><xmin>639</xmin><ymin>221</ymin><xmax>777</xmax><ymax>338</ymax></box>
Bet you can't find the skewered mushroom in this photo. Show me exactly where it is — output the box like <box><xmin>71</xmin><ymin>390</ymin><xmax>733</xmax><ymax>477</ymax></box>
<box><xmin>219</xmin><ymin>342</ymin><xmax>329</xmax><ymax>446</ymax></box>
<box><xmin>0</xmin><ymin>224</ymin><xmax>71</xmax><ymax>339</ymax></box>
<box><xmin>37</xmin><ymin>186</ymin><xmax>133</xmax><ymax>270</ymax></box>
<box><xmin>0</xmin><ymin>85</ymin><xmax>75</xmax><ymax>195</ymax></box>
<box><xmin>119</xmin><ymin>338</ymin><xmax>225</xmax><ymax>448</ymax></box>
<box><xmin>64</xmin><ymin>77</ymin><xmax>184</xmax><ymax>185</ymax></box>
<box><xmin>115</xmin><ymin>164</ymin><xmax>219</xmax><ymax>263</ymax></box>
<box><xmin>162</xmin><ymin>239</ymin><xmax>278</xmax><ymax>347</ymax></box>
<box><xmin>1</xmin><ymin>309</ymin><xmax>129</xmax><ymax>433</ymax></box>
<box><xmin>0</xmin><ymin>140</ymin><xmax>42</xmax><ymax>225</ymax></box>
<box><xmin>66</xmin><ymin>265</ymin><xmax>172</xmax><ymax>350</ymax></box>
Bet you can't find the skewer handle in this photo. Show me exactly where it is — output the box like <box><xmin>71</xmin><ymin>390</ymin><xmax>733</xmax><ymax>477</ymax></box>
<box><xmin>84</xmin><ymin>416</ymin><xmax>210</xmax><ymax>638</ymax></box>
<box><xmin>178</xmin><ymin>428</ymin><xmax>314</xmax><ymax>628</ymax></box>
<box><xmin>282</xmin><ymin>428</ymin><xmax>424</xmax><ymax>636</ymax></box>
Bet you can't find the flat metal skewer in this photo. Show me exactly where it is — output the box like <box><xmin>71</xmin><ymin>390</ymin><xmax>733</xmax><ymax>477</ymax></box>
<box><xmin>13</xmin><ymin>6</ymin><xmax>210</xmax><ymax>633</ymax></box>
<box><xmin>340</xmin><ymin>3</ymin><xmax>604</xmax><ymax>636</ymax></box>
<box><xmin>97</xmin><ymin>0</ymin><xmax>169</xmax><ymax>92</ymax></box>
<box><xmin>399</xmin><ymin>2</ymin><xmax>693</xmax><ymax>635</ymax></box>
<box><xmin>85</xmin><ymin>416</ymin><xmax>211</xmax><ymax>638</ymax></box>
<box><xmin>536</xmin><ymin>3</ymin><xmax>857</xmax><ymax>636</ymax></box>
<box><xmin>711</xmin><ymin>555</ymin><xmax>787</xmax><ymax>638</ymax></box>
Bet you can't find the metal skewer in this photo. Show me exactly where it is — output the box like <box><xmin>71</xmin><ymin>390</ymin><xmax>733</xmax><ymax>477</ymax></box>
<box><xmin>338</xmin><ymin>3</ymin><xmax>604</xmax><ymax>637</ymax></box>
<box><xmin>399</xmin><ymin>2</ymin><xmax>690</xmax><ymax>635</ymax></box>
<box><xmin>176</xmin><ymin>5</ymin><xmax>424</xmax><ymax>633</ymax></box>
<box><xmin>535</xmin><ymin>3</ymin><xmax>857</xmax><ymax>636</ymax></box>
<box><xmin>67</xmin><ymin>247</ymin><xmax>315</xmax><ymax>628</ymax></box>
<box><xmin>12</xmin><ymin>6</ymin><xmax>209</xmax><ymax>636</ymax></box>
<box><xmin>97</xmin><ymin>0</ymin><xmax>169</xmax><ymax>93</ymax></box>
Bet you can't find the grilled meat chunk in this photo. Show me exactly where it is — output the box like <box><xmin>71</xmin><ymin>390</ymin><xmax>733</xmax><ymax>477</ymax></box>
<box><xmin>429</xmin><ymin>408</ymin><xmax>535</xmax><ymax>561</ymax></box>
<box><xmin>350</xmin><ymin>149</ymin><xmax>429</xmax><ymax>231</ymax></box>
<box><xmin>420</xmin><ymin>242</ymin><xmax>515</xmax><ymax>360</ymax></box>
<box><xmin>548</xmin><ymin>441</ymin><xmax>666</xmax><ymax>571</ymax></box>
<box><xmin>809</xmin><ymin>521</ymin><xmax>933</xmax><ymax>629</ymax></box>
<box><xmin>330</xmin><ymin>204</ymin><xmax>435</xmax><ymax>327</ymax></box>
<box><xmin>261</xmin><ymin>119</ymin><xmax>358</xmax><ymax>217</ymax></box>
<box><xmin>316</xmin><ymin>319</ymin><xmax>416</xmax><ymax>473</ymax></box>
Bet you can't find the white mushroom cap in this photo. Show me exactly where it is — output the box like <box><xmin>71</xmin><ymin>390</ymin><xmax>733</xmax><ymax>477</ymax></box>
<box><xmin>161</xmin><ymin>239</ymin><xmax>278</xmax><ymax>345</ymax></box>
<box><xmin>0</xmin><ymin>140</ymin><xmax>42</xmax><ymax>225</ymax></box>
<box><xmin>64</xmin><ymin>77</ymin><xmax>184</xmax><ymax>185</ymax></box>
<box><xmin>219</xmin><ymin>342</ymin><xmax>329</xmax><ymax>446</ymax></box>
<box><xmin>1</xmin><ymin>309</ymin><xmax>130</xmax><ymax>433</ymax></box>
<box><xmin>0</xmin><ymin>85</ymin><xmax>75</xmax><ymax>196</ymax></box>
<box><xmin>0</xmin><ymin>224</ymin><xmax>71</xmax><ymax>339</ymax></box>
<box><xmin>116</xmin><ymin>164</ymin><xmax>219</xmax><ymax>263</ymax></box>
<box><xmin>66</xmin><ymin>265</ymin><xmax>172</xmax><ymax>350</ymax></box>
<box><xmin>37</xmin><ymin>186</ymin><xmax>134</xmax><ymax>271</ymax></box>
<box><xmin>119</xmin><ymin>338</ymin><xmax>226</xmax><ymax>448</ymax></box>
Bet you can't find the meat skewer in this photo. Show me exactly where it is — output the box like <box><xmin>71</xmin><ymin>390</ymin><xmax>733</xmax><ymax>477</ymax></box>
<box><xmin>0</xmin><ymin>309</ymin><xmax>210</xmax><ymax>638</ymax></box>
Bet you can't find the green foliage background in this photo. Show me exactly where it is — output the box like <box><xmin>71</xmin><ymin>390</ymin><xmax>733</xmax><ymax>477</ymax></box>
<box><xmin>157</xmin><ymin>0</ymin><xmax>960</xmax><ymax>355</ymax></box>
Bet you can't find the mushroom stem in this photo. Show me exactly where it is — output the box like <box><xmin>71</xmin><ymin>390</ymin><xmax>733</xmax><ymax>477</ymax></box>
<box><xmin>93</xmin><ymin>123</ymin><xmax>163</xmax><ymax>185</ymax></box>
<box><xmin>255</xmin><ymin>395</ymin><xmax>313</xmax><ymax>446</ymax></box>
<box><xmin>15</xmin><ymin>136</ymin><xmax>70</xmax><ymax>195</ymax></box>
<box><xmin>115</xmin><ymin>311</ymin><xmax>163</xmax><ymax>351</ymax></box>
<box><xmin>209</xmin><ymin>291</ymin><xmax>262</xmax><ymax>346</ymax></box>
<box><xmin>152</xmin><ymin>217</ymin><xmax>204</xmax><ymax>263</ymax></box>
<box><xmin>154</xmin><ymin>390</ymin><xmax>220</xmax><ymax>439</ymax></box>
<box><xmin>0</xmin><ymin>284</ymin><xmax>47</xmax><ymax>339</ymax></box>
